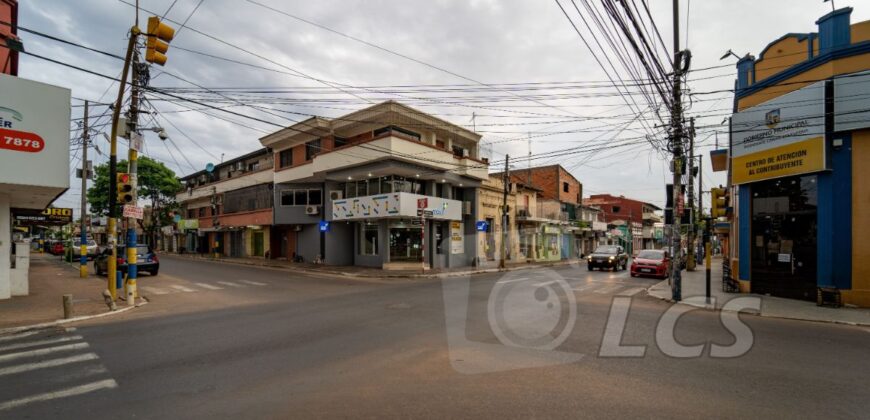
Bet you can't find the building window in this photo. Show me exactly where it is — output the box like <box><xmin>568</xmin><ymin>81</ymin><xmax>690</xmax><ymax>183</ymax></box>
<box><xmin>612</xmin><ymin>206</ymin><xmax>621</xmax><ymax>213</ymax></box>
<box><xmin>436</xmin><ymin>140</ymin><xmax>445</xmax><ymax>149</ymax></box>
<box><xmin>563</xmin><ymin>182</ymin><xmax>569</xmax><ymax>193</ymax></box>
<box><xmin>280</xmin><ymin>189</ymin><xmax>322</xmax><ymax>206</ymax></box>
<box><xmin>198</xmin><ymin>207</ymin><xmax>205</xmax><ymax>217</ymax></box>
<box><xmin>361</xmin><ymin>223</ymin><xmax>378</xmax><ymax>256</ymax></box>
<box><xmin>374</xmin><ymin>125</ymin><xmax>421</xmax><ymax>141</ymax></box>
<box><xmin>452</xmin><ymin>145</ymin><xmax>465</xmax><ymax>158</ymax></box>
<box><xmin>305</xmin><ymin>139</ymin><xmax>321</xmax><ymax>161</ymax></box>
<box><xmin>248</xmin><ymin>162</ymin><xmax>260</xmax><ymax>171</ymax></box>
<box><xmin>279</xmin><ymin>149</ymin><xmax>293</xmax><ymax>168</ymax></box>
<box><xmin>334</xmin><ymin>136</ymin><xmax>349</xmax><ymax>148</ymax></box>
<box><xmin>187</xmin><ymin>209</ymin><xmax>195</xmax><ymax>219</ymax></box>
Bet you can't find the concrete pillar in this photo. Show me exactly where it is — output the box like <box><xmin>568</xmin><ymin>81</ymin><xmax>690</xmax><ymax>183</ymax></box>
<box><xmin>11</xmin><ymin>242</ymin><xmax>30</xmax><ymax>296</ymax></box>
<box><xmin>0</xmin><ymin>193</ymin><xmax>11</xmax><ymax>300</ymax></box>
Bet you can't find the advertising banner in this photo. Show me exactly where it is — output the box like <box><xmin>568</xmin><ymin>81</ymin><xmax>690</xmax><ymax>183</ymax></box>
<box><xmin>731</xmin><ymin>81</ymin><xmax>826</xmax><ymax>184</ymax></box>
<box><xmin>13</xmin><ymin>207</ymin><xmax>73</xmax><ymax>225</ymax></box>
<box><xmin>450</xmin><ymin>221</ymin><xmax>464</xmax><ymax>254</ymax></box>
<box><xmin>332</xmin><ymin>192</ymin><xmax>461</xmax><ymax>221</ymax></box>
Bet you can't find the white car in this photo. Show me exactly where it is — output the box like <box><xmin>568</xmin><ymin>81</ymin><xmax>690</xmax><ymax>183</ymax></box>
<box><xmin>72</xmin><ymin>239</ymin><xmax>99</xmax><ymax>259</ymax></box>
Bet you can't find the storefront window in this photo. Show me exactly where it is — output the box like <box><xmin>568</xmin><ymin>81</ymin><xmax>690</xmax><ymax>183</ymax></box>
<box><xmin>389</xmin><ymin>224</ymin><xmax>422</xmax><ymax>262</ymax></box>
<box><xmin>361</xmin><ymin>224</ymin><xmax>378</xmax><ymax>256</ymax></box>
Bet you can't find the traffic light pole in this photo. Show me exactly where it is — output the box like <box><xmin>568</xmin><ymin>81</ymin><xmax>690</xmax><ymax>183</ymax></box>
<box><xmin>705</xmin><ymin>217</ymin><xmax>712</xmax><ymax>304</ymax></box>
<box><xmin>79</xmin><ymin>101</ymin><xmax>89</xmax><ymax>278</ymax></box>
<box><xmin>107</xmin><ymin>26</ymin><xmax>139</xmax><ymax>301</ymax></box>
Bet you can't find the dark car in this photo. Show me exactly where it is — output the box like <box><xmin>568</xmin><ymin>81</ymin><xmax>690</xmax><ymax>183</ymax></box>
<box><xmin>630</xmin><ymin>249</ymin><xmax>671</xmax><ymax>279</ymax></box>
<box><xmin>95</xmin><ymin>245</ymin><xmax>159</xmax><ymax>276</ymax></box>
<box><xmin>587</xmin><ymin>245</ymin><xmax>628</xmax><ymax>271</ymax></box>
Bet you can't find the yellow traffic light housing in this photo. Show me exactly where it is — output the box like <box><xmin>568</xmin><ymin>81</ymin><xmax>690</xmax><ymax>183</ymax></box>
<box><xmin>146</xmin><ymin>16</ymin><xmax>175</xmax><ymax>66</ymax></box>
<box><xmin>117</xmin><ymin>172</ymin><xmax>134</xmax><ymax>204</ymax></box>
<box><xmin>711</xmin><ymin>187</ymin><xmax>727</xmax><ymax>218</ymax></box>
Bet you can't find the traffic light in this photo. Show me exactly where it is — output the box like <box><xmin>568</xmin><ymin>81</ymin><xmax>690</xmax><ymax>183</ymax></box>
<box><xmin>117</xmin><ymin>173</ymin><xmax>134</xmax><ymax>204</ymax></box>
<box><xmin>711</xmin><ymin>187</ymin><xmax>727</xmax><ymax>218</ymax></box>
<box><xmin>145</xmin><ymin>16</ymin><xmax>175</xmax><ymax>66</ymax></box>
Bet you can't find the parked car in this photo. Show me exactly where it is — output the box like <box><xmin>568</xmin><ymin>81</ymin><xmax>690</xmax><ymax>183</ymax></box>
<box><xmin>587</xmin><ymin>245</ymin><xmax>628</xmax><ymax>271</ymax></box>
<box><xmin>95</xmin><ymin>245</ymin><xmax>159</xmax><ymax>276</ymax></box>
<box><xmin>662</xmin><ymin>246</ymin><xmax>688</xmax><ymax>270</ymax></box>
<box><xmin>72</xmin><ymin>238</ymin><xmax>99</xmax><ymax>260</ymax></box>
<box><xmin>630</xmin><ymin>249</ymin><xmax>671</xmax><ymax>279</ymax></box>
<box><xmin>49</xmin><ymin>241</ymin><xmax>65</xmax><ymax>255</ymax></box>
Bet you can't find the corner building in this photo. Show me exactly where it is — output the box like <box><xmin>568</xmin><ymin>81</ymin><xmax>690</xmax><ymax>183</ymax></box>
<box><xmin>729</xmin><ymin>7</ymin><xmax>870</xmax><ymax>306</ymax></box>
<box><xmin>260</xmin><ymin>101</ymin><xmax>488</xmax><ymax>269</ymax></box>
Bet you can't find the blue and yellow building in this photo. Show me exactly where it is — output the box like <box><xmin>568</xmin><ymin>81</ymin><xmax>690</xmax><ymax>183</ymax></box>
<box><xmin>728</xmin><ymin>7</ymin><xmax>870</xmax><ymax>306</ymax></box>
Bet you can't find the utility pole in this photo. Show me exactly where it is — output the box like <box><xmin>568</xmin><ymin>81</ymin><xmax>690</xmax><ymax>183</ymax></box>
<box><xmin>107</xmin><ymin>26</ymin><xmax>140</xmax><ymax>301</ymax></box>
<box><xmin>123</xmin><ymin>53</ymin><xmax>142</xmax><ymax>306</ymax></box>
<box><xmin>79</xmin><ymin>101</ymin><xmax>89</xmax><ymax>278</ymax></box>
<box><xmin>686</xmin><ymin>117</ymin><xmax>696</xmax><ymax>271</ymax></box>
<box><xmin>670</xmin><ymin>0</ymin><xmax>685</xmax><ymax>301</ymax></box>
<box><xmin>500</xmin><ymin>155</ymin><xmax>510</xmax><ymax>269</ymax></box>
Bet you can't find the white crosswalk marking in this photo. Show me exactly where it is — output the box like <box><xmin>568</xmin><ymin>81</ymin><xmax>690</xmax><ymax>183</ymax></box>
<box><xmin>572</xmin><ymin>284</ymin><xmax>599</xmax><ymax>293</ymax></box>
<box><xmin>0</xmin><ymin>329</ymin><xmax>118</xmax><ymax>412</ymax></box>
<box><xmin>169</xmin><ymin>285</ymin><xmax>195</xmax><ymax>293</ymax></box>
<box><xmin>0</xmin><ymin>335</ymin><xmax>83</xmax><ymax>353</ymax></box>
<box><xmin>0</xmin><ymin>353</ymin><xmax>99</xmax><ymax>377</ymax></box>
<box><xmin>140</xmin><ymin>286</ymin><xmax>171</xmax><ymax>295</ymax></box>
<box><xmin>194</xmin><ymin>282</ymin><xmax>223</xmax><ymax>290</ymax></box>
<box><xmin>0</xmin><ymin>342</ymin><xmax>90</xmax><ymax>363</ymax></box>
<box><xmin>217</xmin><ymin>281</ymin><xmax>244</xmax><ymax>288</ymax></box>
<box><xmin>0</xmin><ymin>379</ymin><xmax>118</xmax><ymax>411</ymax></box>
<box><xmin>594</xmin><ymin>285</ymin><xmax>624</xmax><ymax>294</ymax></box>
<box><xmin>0</xmin><ymin>331</ymin><xmax>40</xmax><ymax>343</ymax></box>
<box><xmin>239</xmin><ymin>280</ymin><xmax>267</xmax><ymax>286</ymax></box>
<box><xmin>617</xmin><ymin>287</ymin><xmax>646</xmax><ymax>297</ymax></box>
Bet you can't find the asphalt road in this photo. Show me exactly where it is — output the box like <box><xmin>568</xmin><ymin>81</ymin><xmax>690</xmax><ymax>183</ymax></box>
<box><xmin>1</xmin><ymin>256</ymin><xmax>868</xmax><ymax>419</ymax></box>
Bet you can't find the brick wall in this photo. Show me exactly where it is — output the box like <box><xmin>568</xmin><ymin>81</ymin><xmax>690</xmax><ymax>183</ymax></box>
<box><xmin>510</xmin><ymin>165</ymin><xmax>582</xmax><ymax>205</ymax></box>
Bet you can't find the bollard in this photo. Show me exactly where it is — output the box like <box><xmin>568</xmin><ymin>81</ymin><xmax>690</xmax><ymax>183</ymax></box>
<box><xmin>62</xmin><ymin>294</ymin><xmax>73</xmax><ymax>319</ymax></box>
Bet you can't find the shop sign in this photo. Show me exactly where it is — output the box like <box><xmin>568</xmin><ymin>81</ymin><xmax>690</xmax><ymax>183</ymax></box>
<box><xmin>731</xmin><ymin>81</ymin><xmax>826</xmax><ymax>184</ymax></box>
<box><xmin>0</xmin><ymin>74</ymin><xmax>71</xmax><ymax>208</ymax></box>
<box><xmin>13</xmin><ymin>207</ymin><xmax>73</xmax><ymax>225</ymax></box>
<box><xmin>177</xmin><ymin>219</ymin><xmax>199</xmax><ymax>230</ymax></box>
<box><xmin>543</xmin><ymin>225</ymin><xmax>560</xmax><ymax>235</ymax></box>
<box><xmin>332</xmin><ymin>192</ymin><xmax>461</xmax><ymax>221</ymax></box>
<box><xmin>122</xmin><ymin>205</ymin><xmax>144</xmax><ymax>220</ymax></box>
<box><xmin>450</xmin><ymin>221</ymin><xmax>464</xmax><ymax>254</ymax></box>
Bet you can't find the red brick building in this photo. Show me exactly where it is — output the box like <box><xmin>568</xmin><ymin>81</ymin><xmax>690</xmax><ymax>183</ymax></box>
<box><xmin>0</xmin><ymin>0</ymin><xmax>18</xmax><ymax>75</ymax></box>
<box><xmin>583</xmin><ymin>194</ymin><xmax>661</xmax><ymax>252</ymax></box>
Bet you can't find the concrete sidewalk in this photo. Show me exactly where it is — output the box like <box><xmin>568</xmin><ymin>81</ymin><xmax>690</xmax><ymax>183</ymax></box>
<box><xmin>647</xmin><ymin>257</ymin><xmax>870</xmax><ymax>326</ymax></box>
<box><xmin>167</xmin><ymin>252</ymin><xmax>585</xmax><ymax>278</ymax></box>
<box><xmin>0</xmin><ymin>253</ymin><xmax>120</xmax><ymax>330</ymax></box>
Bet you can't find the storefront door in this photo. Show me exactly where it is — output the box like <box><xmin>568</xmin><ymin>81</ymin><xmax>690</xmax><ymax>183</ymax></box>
<box><xmin>750</xmin><ymin>175</ymin><xmax>818</xmax><ymax>301</ymax></box>
<box><xmin>389</xmin><ymin>226</ymin><xmax>422</xmax><ymax>262</ymax></box>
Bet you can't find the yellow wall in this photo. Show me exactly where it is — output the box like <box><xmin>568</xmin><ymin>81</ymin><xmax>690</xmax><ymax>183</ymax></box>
<box><xmin>754</xmin><ymin>36</ymin><xmax>810</xmax><ymax>82</ymax></box>
<box><xmin>842</xmin><ymin>129</ymin><xmax>870</xmax><ymax>306</ymax></box>
<box><xmin>851</xmin><ymin>20</ymin><xmax>870</xmax><ymax>43</ymax></box>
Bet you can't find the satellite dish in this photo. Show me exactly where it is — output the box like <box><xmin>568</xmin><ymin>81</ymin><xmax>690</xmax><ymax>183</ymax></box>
<box><xmin>205</xmin><ymin>163</ymin><xmax>215</xmax><ymax>173</ymax></box>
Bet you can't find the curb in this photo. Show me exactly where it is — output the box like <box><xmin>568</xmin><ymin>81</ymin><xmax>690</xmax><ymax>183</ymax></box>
<box><xmin>166</xmin><ymin>254</ymin><xmax>582</xmax><ymax>279</ymax></box>
<box><xmin>644</xmin><ymin>281</ymin><xmax>870</xmax><ymax>327</ymax></box>
<box><xmin>0</xmin><ymin>300</ymin><xmax>148</xmax><ymax>336</ymax></box>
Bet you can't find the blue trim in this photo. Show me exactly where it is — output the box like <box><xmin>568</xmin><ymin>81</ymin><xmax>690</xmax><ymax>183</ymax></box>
<box><xmin>736</xmin><ymin>41</ymin><xmax>870</xmax><ymax>99</ymax></box>
<box><xmin>831</xmin><ymin>135</ymin><xmax>852</xmax><ymax>289</ymax></box>
<box><xmin>738</xmin><ymin>185</ymin><xmax>751</xmax><ymax>281</ymax></box>
<box><xmin>817</xmin><ymin>172</ymin><xmax>834</xmax><ymax>287</ymax></box>
<box><xmin>817</xmin><ymin>8</ymin><xmax>852</xmax><ymax>55</ymax></box>
<box><xmin>807</xmin><ymin>33</ymin><xmax>816</xmax><ymax>59</ymax></box>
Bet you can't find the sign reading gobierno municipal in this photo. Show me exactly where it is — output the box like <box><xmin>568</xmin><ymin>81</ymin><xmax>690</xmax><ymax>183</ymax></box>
<box><xmin>731</xmin><ymin>81</ymin><xmax>826</xmax><ymax>185</ymax></box>
<box><xmin>0</xmin><ymin>74</ymin><xmax>71</xmax><ymax>209</ymax></box>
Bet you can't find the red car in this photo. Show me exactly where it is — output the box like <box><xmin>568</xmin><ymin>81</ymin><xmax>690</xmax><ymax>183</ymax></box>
<box><xmin>50</xmin><ymin>241</ymin><xmax>65</xmax><ymax>255</ymax></box>
<box><xmin>630</xmin><ymin>249</ymin><xmax>670</xmax><ymax>279</ymax></box>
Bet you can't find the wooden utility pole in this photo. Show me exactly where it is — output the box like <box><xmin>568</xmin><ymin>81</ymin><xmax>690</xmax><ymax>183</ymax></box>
<box><xmin>686</xmin><ymin>117</ymin><xmax>696</xmax><ymax>271</ymax></box>
<box><xmin>670</xmin><ymin>0</ymin><xmax>685</xmax><ymax>301</ymax></box>
<box><xmin>79</xmin><ymin>101</ymin><xmax>89</xmax><ymax>278</ymax></box>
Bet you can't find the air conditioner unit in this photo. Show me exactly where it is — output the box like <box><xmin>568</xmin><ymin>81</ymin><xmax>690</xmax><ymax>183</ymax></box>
<box><xmin>329</xmin><ymin>190</ymin><xmax>343</xmax><ymax>201</ymax></box>
<box><xmin>305</xmin><ymin>205</ymin><xmax>321</xmax><ymax>215</ymax></box>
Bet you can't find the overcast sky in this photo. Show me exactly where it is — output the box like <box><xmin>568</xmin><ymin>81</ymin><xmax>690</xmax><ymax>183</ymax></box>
<box><xmin>16</xmin><ymin>0</ymin><xmax>870</xmax><ymax>216</ymax></box>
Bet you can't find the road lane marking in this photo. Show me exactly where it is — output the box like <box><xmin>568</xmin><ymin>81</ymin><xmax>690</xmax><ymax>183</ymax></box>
<box><xmin>594</xmin><ymin>285</ymin><xmax>624</xmax><ymax>294</ymax></box>
<box><xmin>617</xmin><ymin>287</ymin><xmax>645</xmax><ymax>297</ymax></box>
<box><xmin>534</xmin><ymin>281</ymin><xmax>556</xmax><ymax>287</ymax></box>
<box><xmin>194</xmin><ymin>283</ymin><xmax>223</xmax><ymax>290</ymax></box>
<box><xmin>572</xmin><ymin>284</ymin><xmax>599</xmax><ymax>293</ymax></box>
<box><xmin>0</xmin><ymin>342</ymin><xmax>90</xmax><ymax>363</ymax></box>
<box><xmin>0</xmin><ymin>379</ymin><xmax>118</xmax><ymax>411</ymax></box>
<box><xmin>140</xmin><ymin>286</ymin><xmax>171</xmax><ymax>295</ymax></box>
<box><xmin>0</xmin><ymin>330</ymin><xmax>40</xmax><ymax>343</ymax></box>
<box><xmin>239</xmin><ymin>280</ymin><xmax>267</xmax><ymax>286</ymax></box>
<box><xmin>0</xmin><ymin>335</ymin><xmax>83</xmax><ymax>353</ymax></box>
<box><xmin>169</xmin><ymin>285</ymin><xmax>195</xmax><ymax>293</ymax></box>
<box><xmin>0</xmin><ymin>353</ymin><xmax>99</xmax><ymax>377</ymax></box>
<box><xmin>217</xmin><ymin>281</ymin><xmax>244</xmax><ymax>288</ymax></box>
<box><xmin>495</xmin><ymin>278</ymin><xmax>530</xmax><ymax>284</ymax></box>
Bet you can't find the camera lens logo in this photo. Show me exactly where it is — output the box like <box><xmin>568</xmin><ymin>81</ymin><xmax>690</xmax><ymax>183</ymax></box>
<box><xmin>487</xmin><ymin>276</ymin><xmax>576</xmax><ymax>350</ymax></box>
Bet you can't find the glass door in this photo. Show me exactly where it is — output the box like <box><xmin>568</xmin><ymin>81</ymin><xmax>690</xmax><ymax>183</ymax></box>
<box><xmin>389</xmin><ymin>227</ymin><xmax>422</xmax><ymax>262</ymax></box>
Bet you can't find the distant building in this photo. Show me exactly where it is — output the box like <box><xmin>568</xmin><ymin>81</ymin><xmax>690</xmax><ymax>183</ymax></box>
<box><xmin>0</xmin><ymin>1</ymin><xmax>18</xmax><ymax>76</ymax></box>
<box><xmin>583</xmin><ymin>194</ymin><xmax>661</xmax><ymax>253</ymax></box>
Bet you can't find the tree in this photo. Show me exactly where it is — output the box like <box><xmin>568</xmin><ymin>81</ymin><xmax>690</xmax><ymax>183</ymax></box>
<box><xmin>87</xmin><ymin>156</ymin><xmax>182</xmax><ymax>245</ymax></box>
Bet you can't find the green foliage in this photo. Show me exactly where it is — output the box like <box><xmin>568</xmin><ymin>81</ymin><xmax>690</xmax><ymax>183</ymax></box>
<box><xmin>86</xmin><ymin>156</ymin><xmax>182</xmax><ymax>217</ymax></box>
